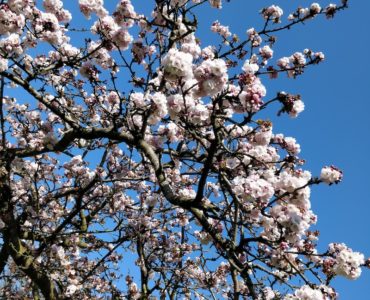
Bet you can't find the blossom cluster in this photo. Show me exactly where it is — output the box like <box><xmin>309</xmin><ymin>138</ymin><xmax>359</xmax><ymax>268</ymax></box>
<box><xmin>262</xmin><ymin>5</ymin><xmax>284</xmax><ymax>23</ymax></box>
<box><xmin>162</xmin><ymin>48</ymin><xmax>194</xmax><ymax>81</ymax></box>
<box><xmin>320</xmin><ymin>166</ymin><xmax>343</xmax><ymax>184</ymax></box>
<box><xmin>326</xmin><ymin>243</ymin><xmax>365</xmax><ymax>280</ymax></box>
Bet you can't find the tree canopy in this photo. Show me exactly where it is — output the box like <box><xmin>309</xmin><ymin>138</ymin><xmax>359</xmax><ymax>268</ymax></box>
<box><xmin>0</xmin><ymin>0</ymin><xmax>367</xmax><ymax>299</ymax></box>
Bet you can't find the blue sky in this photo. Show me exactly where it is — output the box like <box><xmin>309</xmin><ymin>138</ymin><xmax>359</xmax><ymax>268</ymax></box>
<box><xmin>31</xmin><ymin>0</ymin><xmax>369</xmax><ymax>297</ymax></box>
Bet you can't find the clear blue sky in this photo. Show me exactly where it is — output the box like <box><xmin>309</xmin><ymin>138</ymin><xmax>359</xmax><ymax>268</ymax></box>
<box><xmin>193</xmin><ymin>1</ymin><xmax>370</xmax><ymax>298</ymax></box>
<box><xmin>61</xmin><ymin>1</ymin><xmax>370</xmax><ymax>298</ymax></box>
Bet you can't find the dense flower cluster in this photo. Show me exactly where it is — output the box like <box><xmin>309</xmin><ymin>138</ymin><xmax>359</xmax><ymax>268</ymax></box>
<box><xmin>211</xmin><ymin>20</ymin><xmax>232</xmax><ymax>39</ymax></box>
<box><xmin>262</xmin><ymin>5</ymin><xmax>284</xmax><ymax>22</ymax></box>
<box><xmin>79</xmin><ymin>0</ymin><xmax>108</xmax><ymax>19</ymax></box>
<box><xmin>0</xmin><ymin>3</ymin><xmax>26</xmax><ymax>35</ymax></box>
<box><xmin>43</xmin><ymin>0</ymin><xmax>71</xmax><ymax>22</ymax></box>
<box><xmin>326</xmin><ymin>243</ymin><xmax>365</xmax><ymax>279</ymax></box>
<box><xmin>32</xmin><ymin>11</ymin><xmax>67</xmax><ymax>45</ymax></box>
<box><xmin>320</xmin><ymin>165</ymin><xmax>343</xmax><ymax>184</ymax></box>
<box><xmin>239</xmin><ymin>77</ymin><xmax>266</xmax><ymax>113</ymax></box>
<box><xmin>194</xmin><ymin>58</ymin><xmax>228</xmax><ymax>96</ymax></box>
<box><xmin>162</xmin><ymin>48</ymin><xmax>194</xmax><ymax>81</ymax></box>
<box><xmin>284</xmin><ymin>285</ymin><xmax>337</xmax><ymax>300</ymax></box>
<box><xmin>113</xmin><ymin>0</ymin><xmax>137</xmax><ymax>27</ymax></box>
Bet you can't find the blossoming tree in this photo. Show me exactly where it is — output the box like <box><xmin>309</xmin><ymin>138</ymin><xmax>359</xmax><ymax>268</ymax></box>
<box><xmin>0</xmin><ymin>0</ymin><xmax>367</xmax><ymax>299</ymax></box>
